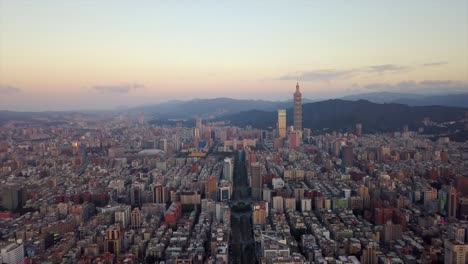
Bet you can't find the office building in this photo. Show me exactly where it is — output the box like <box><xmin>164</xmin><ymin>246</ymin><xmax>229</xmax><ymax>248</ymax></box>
<box><xmin>130</xmin><ymin>208</ymin><xmax>141</xmax><ymax>229</ymax></box>
<box><xmin>104</xmin><ymin>225</ymin><xmax>121</xmax><ymax>254</ymax></box>
<box><xmin>223</xmin><ymin>158</ymin><xmax>233</xmax><ymax>182</ymax></box>
<box><xmin>251</xmin><ymin>162</ymin><xmax>262</xmax><ymax>201</ymax></box>
<box><xmin>301</xmin><ymin>199</ymin><xmax>312</xmax><ymax>212</ymax></box>
<box><xmin>273</xmin><ymin>196</ymin><xmax>284</xmax><ymax>213</ymax></box>
<box><xmin>341</xmin><ymin>145</ymin><xmax>354</xmax><ymax>167</ymax></box>
<box><xmin>205</xmin><ymin>176</ymin><xmax>218</xmax><ymax>200</ymax></box>
<box><xmin>289</xmin><ymin>130</ymin><xmax>300</xmax><ymax>148</ymax></box>
<box><xmin>445</xmin><ymin>239</ymin><xmax>468</xmax><ymax>264</ymax></box>
<box><xmin>0</xmin><ymin>241</ymin><xmax>24</xmax><ymax>264</ymax></box>
<box><xmin>152</xmin><ymin>183</ymin><xmax>165</xmax><ymax>204</ymax></box>
<box><xmin>253</xmin><ymin>201</ymin><xmax>268</xmax><ymax>225</ymax></box>
<box><xmin>277</xmin><ymin>109</ymin><xmax>287</xmax><ymax>138</ymax></box>
<box><xmin>449</xmin><ymin>186</ymin><xmax>458</xmax><ymax>219</ymax></box>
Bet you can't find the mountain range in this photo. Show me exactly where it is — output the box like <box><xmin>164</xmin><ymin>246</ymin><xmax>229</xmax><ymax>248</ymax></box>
<box><xmin>127</xmin><ymin>97</ymin><xmax>316</xmax><ymax>119</ymax></box>
<box><xmin>1</xmin><ymin>92</ymin><xmax>467</xmax><ymax>135</ymax></box>
<box><xmin>126</xmin><ymin>92</ymin><xmax>467</xmax><ymax>119</ymax></box>
<box><xmin>221</xmin><ymin>99</ymin><xmax>467</xmax><ymax>133</ymax></box>
<box><xmin>341</xmin><ymin>92</ymin><xmax>468</xmax><ymax>108</ymax></box>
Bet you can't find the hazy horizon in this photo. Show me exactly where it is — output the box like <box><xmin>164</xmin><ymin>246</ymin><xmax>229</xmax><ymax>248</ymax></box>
<box><xmin>1</xmin><ymin>1</ymin><xmax>467</xmax><ymax>111</ymax></box>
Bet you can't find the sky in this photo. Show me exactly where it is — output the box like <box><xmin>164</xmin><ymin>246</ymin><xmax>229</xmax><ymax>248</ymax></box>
<box><xmin>0</xmin><ymin>1</ymin><xmax>467</xmax><ymax>111</ymax></box>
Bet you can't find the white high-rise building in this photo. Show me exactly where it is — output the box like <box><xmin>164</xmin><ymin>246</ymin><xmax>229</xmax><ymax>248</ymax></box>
<box><xmin>223</xmin><ymin>157</ymin><xmax>233</xmax><ymax>182</ymax></box>
<box><xmin>0</xmin><ymin>241</ymin><xmax>24</xmax><ymax>264</ymax></box>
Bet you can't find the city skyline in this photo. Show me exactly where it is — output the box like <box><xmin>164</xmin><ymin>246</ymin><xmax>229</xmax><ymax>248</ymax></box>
<box><xmin>1</xmin><ymin>1</ymin><xmax>467</xmax><ymax>111</ymax></box>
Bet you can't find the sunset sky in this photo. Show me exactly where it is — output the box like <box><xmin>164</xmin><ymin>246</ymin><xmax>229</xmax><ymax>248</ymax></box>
<box><xmin>1</xmin><ymin>1</ymin><xmax>467</xmax><ymax>111</ymax></box>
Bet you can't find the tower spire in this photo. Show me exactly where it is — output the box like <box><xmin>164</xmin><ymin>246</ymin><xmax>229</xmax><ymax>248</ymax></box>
<box><xmin>293</xmin><ymin>82</ymin><xmax>302</xmax><ymax>135</ymax></box>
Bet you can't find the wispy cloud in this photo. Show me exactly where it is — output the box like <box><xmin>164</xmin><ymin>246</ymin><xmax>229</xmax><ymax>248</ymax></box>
<box><xmin>0</xmin><ymin>85</ymin><xmax>22</xmax><ymax>94</ymax></box>
<box><xmin>279</xmin><ymin>63</ymin><xmax>410</xmax><ymax>82</ymax></box>
<box><xmin>92</xmin><ymin>83</ymin><xmax>144</xmax><ymax>93</ymax></box>
<box><xmin>363</xmin><ymin>80</ymin><xmax>468</xmax><ymax>94</ymax></box>
<box><xmin>422</xmin><ymin>61</ymin><xmax>448</xmax><ymax>67</ymax></box>
<box><xmin>365</xmin><ymin>64</ymin><xmax>409</xmax><ymax>74</ymax></box>
<box><xmin>279</xmin><ymin>69</ymin><xmax>357</xmax><ymax>82</ymax></box>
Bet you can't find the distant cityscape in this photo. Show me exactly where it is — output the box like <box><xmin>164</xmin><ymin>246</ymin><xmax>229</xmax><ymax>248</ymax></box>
<box><xmin>0</xmin><ymin>82</ymin><xmax>466</xmax><ymax>264</ymax></box>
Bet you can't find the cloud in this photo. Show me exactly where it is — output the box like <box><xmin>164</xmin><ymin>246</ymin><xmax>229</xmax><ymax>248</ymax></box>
<box><xmin>0</xmin><ymin>85</ymin><xmax>22</xmax><ymax>94</ymax></box>
<box><xmin>362</xmin><ymin>80</ymin><xmax>468</xmax><ymax>94</ymax></box>
<box><xmin>279</xmin><ymin>63</ymin><xmax>410</xmax><ymax>82</ymax></box>
<box><xmin>422</xmin><ymin>61</ymin><xmax>448</xmax><ymax>67</ymax></box>
<box><xmin>365</xmin><ymin>64</ymin><xmax>409</xmax><ymax>74</ymax></box>
<box><xmin>279</xmin><ymin>69</ymin><xmax>357</xmax><ymax>82</ymax></box>
<box><xmin>92</xmin><ymin>83</ymin><xmax>144</xmax><ymax>93</ymax></box>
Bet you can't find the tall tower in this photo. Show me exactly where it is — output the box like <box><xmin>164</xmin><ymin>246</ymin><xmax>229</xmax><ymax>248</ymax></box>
<box><xmin>251</xmin><ymin>162</ymin><xmax>262</xmax><ymax>201</ymax></box>
<box><xmin>277</xmin><ymin>109</ymin><xmax>286</xmax><ymax>138</ymax></box>
<box><xmin>293</xmin><ymin>82</ymin><xmax>302</xmax><ymax>133</ymax></box>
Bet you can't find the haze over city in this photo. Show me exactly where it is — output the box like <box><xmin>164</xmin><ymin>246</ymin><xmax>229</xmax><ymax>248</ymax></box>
<box><xmin>1</xmin><ymin>1</ymin><xmax>467</xmax><ymax>111</ymax></box>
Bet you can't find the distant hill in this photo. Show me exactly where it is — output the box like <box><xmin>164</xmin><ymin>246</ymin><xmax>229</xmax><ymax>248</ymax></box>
<box><xmin>222</xmin><ymin>99</ymin><xmax>467</xmax><ymax>133</ymax></box>
<box><xmin>341</xmin><ymin>92</ymin><xmax>468</xmax><ymax>108</ymax></box>
<box><xmin>127</xmin><ymin>97</ymin><xmax>316</xmax><ymax>118</ymax></box>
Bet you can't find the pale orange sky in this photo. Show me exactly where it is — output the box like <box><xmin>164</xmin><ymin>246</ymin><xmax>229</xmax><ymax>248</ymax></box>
<box><xmin>0</xmin><ymin>1</ymin><xmax>467</xmax><ymax>110</ymax></box>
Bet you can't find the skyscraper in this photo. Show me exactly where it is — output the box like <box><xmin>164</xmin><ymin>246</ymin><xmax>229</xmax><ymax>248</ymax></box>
<box><xmin>251</xmin><ymin>162</ymin><xmax>262</xmax><ymax>201</ymax></box>
<box><xmin>223</xmin><ymin>158</ymin><xmax>233</xmax><ymax>182</ymax></box>
<box><xmin>152</xmin><ymin>183</ymin><xmax>165</xmax><ymax>204</ymax></box>
<box><xmin>196</xmin><ymin>117</ymin><xmax>202</xmax><ymax>130</ymax></box>
<box><xmin>130</xmin><ymin>208</ymin><xmax>141</xmax><ymax>229</ymax></box>
<box><xmin>445</xmin><ymin>239</ymin><xmax>468</xmax><ymax>264</ymax></box>
<box><xmin>277</xmin><ymin>109</ymin><xmax>286</xmax><ymax>138</ymax></box>
<box><xmin>293</xmin><ymin>82</ymin><xmax>302</xmax><ymax>133</ymax></box>
<box><xmin>341</xmin><ymin>145</ymin><xmax>354</xmax><ymax>167</ymax></box>
<box><xmin>104</xmin><ymin>225</ymin><xmax>121</xmax><ymax>254</ymax></box>
<box><xmin>289</xmin><ymin>130</ymin><xmax>300</xmax><ymax>148</ymax></box>
<box><xmin>205</xmin><ymin>175</ymin><xmax>218</xmax><ymax>200</ymax></box>
<box><xmin>356</xmin><ymin>123</ymin><xmax>363</xmax><ymax>136</ymax></box>
<box><xmin>449</xmin><ymin>186</ymin><xmax>458</xmax><ymax>219</ymax></box>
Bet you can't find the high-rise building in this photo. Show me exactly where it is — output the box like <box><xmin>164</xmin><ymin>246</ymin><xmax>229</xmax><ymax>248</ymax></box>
<box><xmin>273</xmin><ymin>196</ymin><xmax>284</xmax><ymax>212</ymax></box>
<box><xmin>205</xmin><ymin>176</ymin><xmax>218</xmax><ymax>200</ymax></box>
<box><xmin>251</xmin><ymin>162</ymin><xmax>262</xmax><ymax>201</ymax></box>
<box><xmin>361</xmin><ymin>242</ymin><xmax>379</xmax><ymax>264</ymax></box>
<box><xmin>0</xmin><ymin>241</ymin><xmax>24</xmax><ymax>264</ymax></box>
<box><xmin>196</xmin><ymin>118</ymin><xmax>202</xmax><ymax>130</ymax></box>
<box><xmin>218</xmin><ymin>186</ymin><xmax>231</xmax><ymax>201</ymax></box>
<box><xmin>115</xmin><ymin>206</ymin><xmax>131</xmax><ymax>228</ymax></box>
<box><xmin>130</xmin><ymin>184</ymin><xmax>142</xmax><ymax>207</ymax></box>
<box><xmin>444</xmin><ymin>239</ymin><xmax>468</xmax><ymax>264</ymax></box>
<box><xmin>301</xmin><ymin>199</ymin><xmax>312</xmax><ymax>212</ymax></box>
<box><xmin>203</xmin><ymin>126</ymin><xmax>212</xmax><ymax>146</ymax></box>
<box><xmin>152</xmin><ymin>183</ymin><xmax>165</xmax><ymax>204</ymax></box>
<box><xmin>130</xmin><ymin>208</ymin><xmax>141</xmax><ymax>229</ymax></box>
<box><xmin>248</xmin><ymin>151</ymin><xmax>257</xmax><ymax>170</ymax></box>
<box><xmin>284</xmin><ymin>197</ymin><xmax>296</xmax><ymax>211</ymax></box>
<box><xmin>293</xmin><ymin>82</ymin><xmax>302</xmax><ymax>134</ymax></box>
<box><xmin>341</xmin><ymin>145</ymin><xmax>354</xmax><ymax>167</ymax></box>
<box><xmin>289</xmin><ymin>130</ymin><xmax>300</xmax><ymax>148</ymax></box>
<box><xmin>253</xmin><ymin>201</ymin><xmax>268</xmax><ymax>225</ymax></box>
<box><xmin>158</xmin><ymin>138</ymin><xmax>167</xmax><ymax>152</ymax></box>
<box><xmin>448</xmin><ymin>224</ymin><xmax>466</xmax><ymax>243</ymax></box>
<box><xmin>449</xmin><ymin>186</ymin><xmax>458</xmax><ymax>219</ymax></box>
<box><xmin>104</xmin><ymin>225</ymin><xmax>121</xmax><ymax>254</ymax></box>
<box><xmin>356</xmin><ymin>123</ymin><xmax>363</xmax><ymax>136</ymax></box>
<box><xmin>172</xmin><ymin>134</ymin><xmax>180</xmax><ymax>151</ymax></box>
<box><xmin>383</xmin><ymin>222</ymin><xmax>403</xmax><ymax>242</ymax></box>
<box><xmin>223</xmin><ymin>158</ymin><xmax>233</xmax><ymax>182</ymax></box>
<box><xmin>277</xmin><ymin>109</ymin><xmax>287</xmax><ymax>138</ymax></box>
<box><xmin>0</xmin><ymin>186</ymin><xmax>20</xmax><ymax>211</ymax></box>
